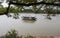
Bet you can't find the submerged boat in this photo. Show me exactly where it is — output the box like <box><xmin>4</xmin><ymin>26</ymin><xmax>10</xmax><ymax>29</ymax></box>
<box><xmin>22</xmin><ymin>16</ymin><xmax>37</xmax><ymax>21</ymax></box>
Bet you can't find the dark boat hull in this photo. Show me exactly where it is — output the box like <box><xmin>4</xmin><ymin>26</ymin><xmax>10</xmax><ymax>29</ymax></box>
<box><xmin>22</xmin><ymin>17</ymin><xmax>36</xmax><ymax>21</ymax></box>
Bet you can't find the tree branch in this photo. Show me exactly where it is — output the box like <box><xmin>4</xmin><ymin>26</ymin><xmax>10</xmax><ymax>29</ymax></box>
<box><xmin>0</xmin><ymin>1</ymin><xmax>60</xmax><ymax>15</ymax></box>
<box><xmin>10</xmin><ymin>1</ymin><xmax>60</xmax><ymax>6</ymax></box>
<box><xmin>0</xmin><ymin>3</ymin><xmax>11</xmax><ymax>15</ymax></box>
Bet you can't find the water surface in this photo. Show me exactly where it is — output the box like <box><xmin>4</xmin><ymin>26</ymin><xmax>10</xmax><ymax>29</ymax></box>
<box><xmin>0</xmin><ymin>13</ymin><xmax>60</xmax><ymax>36</ymax></box>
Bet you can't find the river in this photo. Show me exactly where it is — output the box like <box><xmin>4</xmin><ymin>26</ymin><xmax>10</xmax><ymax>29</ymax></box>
<box><xmin>0</xmin><ymin>13</ymin><xmax>60</xmax><ymax>36</ymax></box>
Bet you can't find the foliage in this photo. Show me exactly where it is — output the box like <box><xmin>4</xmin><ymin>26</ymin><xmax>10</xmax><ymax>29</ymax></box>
<box><xmin>0</xmin><ymin>0</ymin><xmax>60</xmax><ymax>19</ymax></box>
<box><xmin>5</xmin><ymin>29</ymin><xmax>54</xmax><ymax>38</ymax></box>
<box><xmin>5</xmin><ymin>29</ymin><xmax>35</xmax><ymax>38</ymax></box>
<box><xmin>5</xmin><ymin>0</ymin><xmax>60</xmax><ymax>14</ymax></box>
<box><xmin>5</xmin><ymin>29</ymin><xmax>21</xmax><ymax>38</ymax></box>
<box><xmin>0</xmin><ymin>8</ymin><xmax>6</xmax><ymax>13</ymax></box>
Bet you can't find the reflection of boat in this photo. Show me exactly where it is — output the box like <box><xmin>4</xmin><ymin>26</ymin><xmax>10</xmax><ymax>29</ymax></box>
<box><xmin>22</xmin><ymin>16</ymin><xmax>36</xmax><ymax>21</ymax></box>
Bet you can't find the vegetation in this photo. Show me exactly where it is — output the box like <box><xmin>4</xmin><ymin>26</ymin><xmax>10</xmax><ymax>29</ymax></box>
<box><xmin>0</xmin><ymin>0</ymin><xmax>60</xmax><ymax>19</ymax></box>
<box><xmin>5</xmin><ymin>29</ymin><xmax>34</xmax><ymax>38</ymax></box>
<box><xmin>5</xmin><ymin>29</ymin><xmax>54</xmax><ymax>38</ymax></box>
<box><xmin>5</xmin><ymin>29</ymin><xmax>20</xmax><ymax>38</ymax></box>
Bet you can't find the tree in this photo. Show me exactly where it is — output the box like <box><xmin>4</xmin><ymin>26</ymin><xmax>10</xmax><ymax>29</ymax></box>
<box><xmin>0</xmin><ymin>0</ymin><xmax>60</xmax><ymax>19</ymax></box>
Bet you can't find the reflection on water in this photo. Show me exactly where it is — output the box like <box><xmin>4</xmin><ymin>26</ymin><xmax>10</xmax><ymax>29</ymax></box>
<box><xmin>0</xmin><ymin>13</ymin><xmax>60</xmax><ymax>36</ymax></box>
<box><xmin>22</xmin><ymin>20</ymin><xmax>36</xmax><ymax>23</ymax></box>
